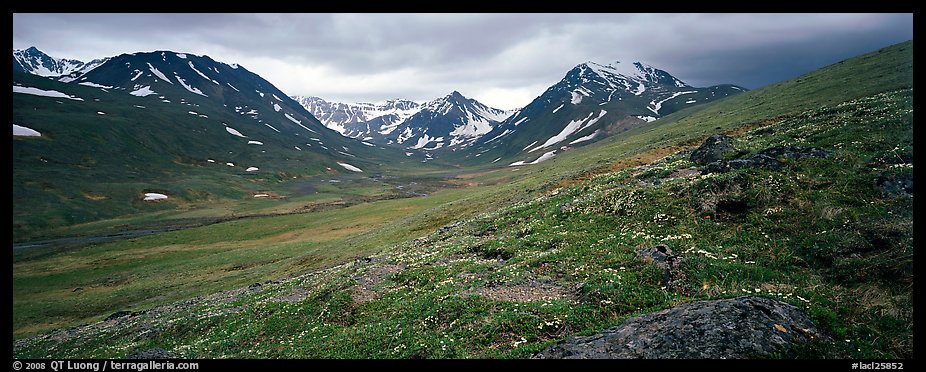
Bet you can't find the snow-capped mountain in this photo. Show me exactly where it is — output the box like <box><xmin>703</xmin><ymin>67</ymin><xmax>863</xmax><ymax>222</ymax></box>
<box><xmin>12</xmin><ymin>46</ymin><xmax>108</xmax><ymax>78</ymax></box>
<box><xmin>294</xmin><ymin>91</ymin><xmax>513</xmax><ymax>153</ymax></box>
<box><xmin>292</xmin><ymin>96</ymin><xmax>421</xmax><ymax>137</ymax></box>
<box><xmin>468</xmin><ymin>60</ymin><xmax>746</xmax><ymax>165</ymax></box>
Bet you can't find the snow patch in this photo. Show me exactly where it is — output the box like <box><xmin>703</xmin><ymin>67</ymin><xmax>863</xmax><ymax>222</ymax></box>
<box><xmin>273</xmin><ymin>103</ymin><xmax>282</xmax><ymax>112</ymax></box>
<box><xmin>188</xmin><ymin>62</ymin><xmax>220</xmax><ymax>85</ymax></box>
<box><xmin>147</xmin><ymin>63</ymin><xmax>173</xmax><ymax>84</ymax></box>
<box><xmin>130</xmin><ymin>86</ymin><xmax>157</xmax><ymax>97</ymax></box>
<box><xmin>247</xmin><ymin>140</ymin><xmax>263</xmax><ymax>145</ymax></box>
<box><xmin>530</xmin><ymin>110</ymin><xmax>607</xmax><ymax>152</ymax></box>
<box><xmin>648</xmin><ymin>91</ymin><xmax>697</xmax><ymax>114</ymax></box>
<box><xmin>13</xmin><ymin>124</ymin><xmax>41</xmax><ymax>137</ymax></box>
<box><xmin>285</xmin><ymin>113</ymin><xmax>317</xmax><ymax>133</ymax></box>
<box><xmin>337</xmin><ymin>162</ymin><xmax>363</xmax><ymax>172</ymax></box>
<box><xmin>226</xmin><ymin>162</ymin><xmax>235</xmax><ymax>167</ymax></box>
<box><xmin>569</xmin><ymin>130</ymin><xmax>600</xmax><ymax>144</ymax></box>
<box><xmin>225</xmin><ymin>126</ymin><xmax>247</xmax><ymax>138</ymax></box>
<box><xmin>143</xmin><ymin>193</ymin><xmax>168</xmax><ymax>201</ymax></box>
<box><xmin>569</xmin><ymin>91</ymin><xmax>583</xmax><ymax>105</ymax></box>
<box><xmin>13</xmin><ymin>86</ymin><xmax>84</xmax><ymax>101</ymax></box>
<box><xmin>522</xmin><ymin>140</ymin><xmax>539</xmax><ymax>151</ymax></box>
<box><xmin>635</xmin><ymin>115</ymin><xmax>657</xmax><ymax>123</ymax></box>
<box><xmin>410</xmin><ymin>134</ymin><xmax>444</xmax><ymax>150</ymax></box>
<box><xmin>245</xmin><ymin>167</ymin><xmax>259</xmax><ymax>172</ymax></box>
<box><xmin>509</xmin><ymin>150</ymin><xmax>557</xmax><ymax>166</ymax></box>
<box><xmin>78</xmin><ymin>82</ymin><xmax>112</xmax><ymax>89</ymax></box>
<box><xmin>264</xmin><ymin>123</ymin><xmax>280</xmax><ymax>133</ymax></box>
<box><xmin>553</xmin><ymin>103</ymin><xmax>565</xmax><ymax>113</ymax></box>
<box><xmin>514</xmin><ymin>117</ymin><xmax>529</xmax><ymax>125</ymax></box>
<box><xmin>485</xmin><ymin>129</ymin><xmax>513</xmax><ymax>143</ymax></box>
<box><xmin>175</xmin><ymin>74</ymin><xmax>207</xmax><ymax>97</ymax></box>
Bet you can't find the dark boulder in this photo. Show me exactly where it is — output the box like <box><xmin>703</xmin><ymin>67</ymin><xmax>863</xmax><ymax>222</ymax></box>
<box><xmin>704</xmin><ymin>145</ymin><xmax>831</xmax><ymax>174</ymax></box>
<box><xmin>690</xmin><ymin>135</ymin><xmax>736</xmax><ymax>165</ymax></box>
<box><xmin>127</xmin><ymin>348</ymin><xmax>174</xmax><ymax>359</ymax></box>
<box><xmin>105</xmin><ymin>311</ymin><xmax>133</xmax><ymax>321</ymax></box>
<box><xmin>875</xmin><ymin>172</ymin><xmax>913</xmax><ymax>197</ymax></box>
<box><xmin>534</xmin><ymin>296</ymin><xmax>827</xmax><ymax>359</ymax></box>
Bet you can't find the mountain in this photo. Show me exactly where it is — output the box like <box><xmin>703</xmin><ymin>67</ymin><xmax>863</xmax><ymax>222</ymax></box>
<box><xmin>13</xmin><ymin>50</ymin><xmax>406</xmax><ymax>237</ymax></box>
<box><xmin>293</xmin><ymin>96</ymin><xmax>421</xmax><ymax>139</ymax></box>
<box><xmin>12</xmin><ymin>46</ymin><xmax>108</xmax><ymax>78</ymax></box>
<box><xmin>383</xmin><ymin>91</ymin><xmax>513</xmax><ymax>151</ymax></box>
<box><xmin>466</xmin><ymin>61</ymin><xmax>746</xmax><ymax>164</ymax></box>
<box><xmin>293</xmin><ymin>92</ymin><xmax>513</xmax><ymax>152</ymax></box>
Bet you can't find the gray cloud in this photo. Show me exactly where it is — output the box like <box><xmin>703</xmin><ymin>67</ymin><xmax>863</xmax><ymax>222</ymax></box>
<box><xmin>13</xmin><ymin>13</ymin><xmax>912</xmax><ymax>109</ymax></box>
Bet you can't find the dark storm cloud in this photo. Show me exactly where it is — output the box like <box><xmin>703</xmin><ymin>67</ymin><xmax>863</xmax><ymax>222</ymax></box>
<box><xmin>12</xmin><ymin>13</ymin><xmax>913</xmax><ymax>109</ymax></box>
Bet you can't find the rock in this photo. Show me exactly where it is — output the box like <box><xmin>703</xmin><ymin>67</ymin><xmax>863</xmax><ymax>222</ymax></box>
<box><xmin>248</xmin><ymin>282</ymin><xmax>262</xmax><ymax>290</ymax></box>
<box><xmin>704</xmin><ymin>145</ymin><xmax>831</xmax><ymax>173</ymax></box>
<box><xmin>636</xmin><ymin>245</ymin><xmax>685</xmax><ymax>290</ymax></box>
<box><xmin>875</xmin><ymin>172</ymin><xmax>913</xmax><ymax>197</ymax></box>
<box><xmin>690</xmin><ymin>135</ymin><xmax>736</xmax><ymax>165</ymax></box>
<box><xmin>534</xmin><ymin>296</ymin><xmax>827</xmax><ymax>359</ymax></box>
<box><xmin>126</xmin><ymin>348</ymin><xmax>174</xmax><ymax>359</ymax></box>
<box><xmin>635</xmin><ymin>244</ymin><xmax>675</xmax><ymax>268</ymax></box>
<box><xmin>105</xmin><ymin>311</ymin><xmax>133</xmax><ymax>321</ymax></box>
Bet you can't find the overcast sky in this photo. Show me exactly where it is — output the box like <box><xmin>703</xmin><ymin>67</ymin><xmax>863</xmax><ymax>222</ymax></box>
<box><xmin>12</xmin><ymin>13</ymin><xmax>913</xmax><ymax>110</ymax></box>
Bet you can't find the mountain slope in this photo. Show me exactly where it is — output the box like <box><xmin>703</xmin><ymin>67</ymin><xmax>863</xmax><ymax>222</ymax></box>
<box><xmin>13</xmin><ymin>51</ymin><xmax>408</xmax><ymax>238</ymax></box>
<box><xmin>465</xmin><ymin>61</ymin><xmax>745</xmax><ymax>164</ymax></box>
<box><xmin>12</xmin><ymin>46</ymin><xmax>108</xmax><ymax>78</ymax></box>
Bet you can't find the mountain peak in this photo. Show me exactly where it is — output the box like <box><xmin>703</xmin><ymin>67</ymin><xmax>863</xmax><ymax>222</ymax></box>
<box><xmin>13</xmin><ymin>46</ymin><xmax>106</xmax><ymax>78</ymax></box>
<box><xmin>574</xmin><ymin>60</ymin><xmax>688</xmax><ymax>89</ymax></box>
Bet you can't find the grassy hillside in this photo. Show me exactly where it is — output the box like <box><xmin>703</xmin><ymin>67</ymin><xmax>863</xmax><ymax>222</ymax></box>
<box><xmin>13</xmin><ymin>41</ymin><xmax>912</xmax><ymax>358</ymax></box>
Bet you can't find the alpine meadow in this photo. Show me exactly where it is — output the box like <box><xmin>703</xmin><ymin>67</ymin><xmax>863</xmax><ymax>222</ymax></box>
<box><xmin>12</xmin><ymin>14</ymin><xmax>913</xmax><ymax>361</ymax></box>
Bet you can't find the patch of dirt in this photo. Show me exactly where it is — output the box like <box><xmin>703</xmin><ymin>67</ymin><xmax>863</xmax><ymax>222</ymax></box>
<box><xmin>273</xmin><ymin>288</ymin><xmax>311</xmax><ymax>304</ymax></box>
<box><xmin>349</xmin><ymin>263</ymin><xmax>406</xmax><ymax>303</ymax></box>
<box><xmin>465</xmin><ymin>280</ymin><xmax>572</xmax><ymax>302</ymax></box>
<box><xmin>82</xmin><ymin>192</ymin><xmax>107</xmax><ymax>200</ymax></box>
<box><xmin>667</xmin><ymin>168</ymin><xmax>701</xmax><ymax>179</ymax></box>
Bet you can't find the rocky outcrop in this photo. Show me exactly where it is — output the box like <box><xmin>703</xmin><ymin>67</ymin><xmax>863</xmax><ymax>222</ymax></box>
<box><xmin>534</xmin><ymin>296</ymin><xmax>827</xmax><ymax>359</ymax></box>
<box><xmin>704</xmin><ymin>145</ymin><xmax>831</xmax><ymax>173</ymax></box>
<box><xmin>690</xmin><ymin>135</ymin><xmax>736</xmax><ymax>165</ymax></box>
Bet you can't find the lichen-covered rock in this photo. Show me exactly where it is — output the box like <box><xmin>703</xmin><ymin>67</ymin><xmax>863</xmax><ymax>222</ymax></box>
<box><xmin>635</xmin><ymin>244</ymin><xmax>685</xmax><ymax>290</ymax></box>
<box><xmin>534</xmin><ymin>296</ymin><xmax>827</xmax><ymax>359</ymax></box>
<box><xmin>690</xmin><ymin>135</ymin><xmax>736</xmax><ymax>165</ymax></box>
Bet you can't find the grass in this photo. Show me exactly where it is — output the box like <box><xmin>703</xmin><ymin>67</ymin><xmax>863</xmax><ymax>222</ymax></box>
<box><xmin>12</xmin><ymin>41</ymin><xmax>913</xmax><ymax>358</ymax></box>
